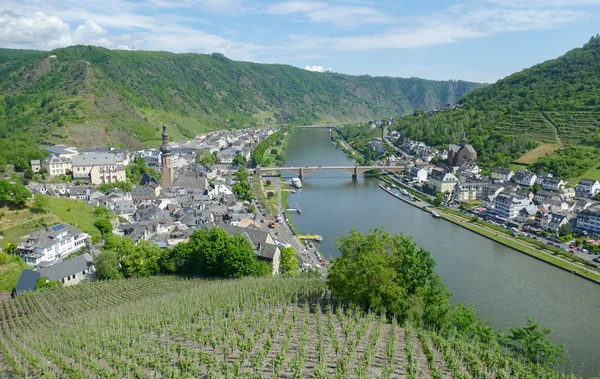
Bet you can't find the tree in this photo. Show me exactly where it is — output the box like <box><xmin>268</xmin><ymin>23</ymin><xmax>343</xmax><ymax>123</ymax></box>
<box><xmin>94</xmin><ymin>218</ymin><xmax>113</xmax><ymax>236</ymax></box>
<box><xmin>270</xmin><ymin>148</ymin><xmax>278</xmax><ymax>155</ymax></box>
<box><xmin>280</xmin><ymin>246</ymin><xmax>300</xmax><ymax>275</ymax></box>
<box><xmin>500</xmin><ymin>316</ymin><xmax>567</xmax><ymax>365</ymax></box>
<box><xmin>94</xmin><ymin>249</ymin><xmax>123</xmax><ymax>280</ymax></box>
<box><xmin>558</xmin><ymin>223</ymin><xmax>574</xmax><ymax>237</ymax></box>
<box><xmin>327</xmin><ymin>228</ymin><xmax>444</xmax><ymax>322</ymax></box>
<box><xmin>32</xmin><ymin>194</ymin><xmax>50</xmax><ymax>214</ymax></box>
<box><xmin>433</xmin><ymin>194</ymin><xmax>443</xmax><ymax>206</ymax></box>
<box><xmin>24</xmin><ymin>167</ymin><xmax>34</xmax><ymax>179</ymax></box>
<box><xmin>3</xmin><ymin>243</ymin><xmax>17</xmax><ymax>255</ymax></box>
<box><xmin>12</xmin><ymin>183</ymin><xmax>30</xmax><ymax>208</ymax></box>
<box><xmin>232</xmin><ymin>154</ymin><xmax>247</xmax><ymax>167</ymax></box>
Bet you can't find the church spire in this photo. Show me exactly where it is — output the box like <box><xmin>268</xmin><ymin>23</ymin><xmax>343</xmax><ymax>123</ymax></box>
<box><xmin>461</xmin><ymin>131</ymin><xmax>468</xmax><ymax>146</ymax></box>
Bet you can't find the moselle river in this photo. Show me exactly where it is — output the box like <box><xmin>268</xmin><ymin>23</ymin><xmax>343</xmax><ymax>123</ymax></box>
<box><xmin>282</xmin><ymin>128</ymin><xmax>600</xmax><ymax>376</ymax></box>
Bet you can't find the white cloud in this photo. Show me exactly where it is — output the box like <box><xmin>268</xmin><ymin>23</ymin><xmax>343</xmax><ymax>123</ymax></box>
<box><xmin>266</xmin><ymin>1</ymin><xmax>394</xmax><ymax>27</ymax></box>
<box><xmin>0</xmin><ymin>10</ymin><xmax>70</xmax><ymax>48</ymax></box>
<box><xmin>304</xmin><ymin>65</ymin><xmax>330</xmax><ymax>72</ymax></box>
<box><xmin>486</xmin><ymin>0</ymin><xmax>600</xmax><ymax>7</ymax></box>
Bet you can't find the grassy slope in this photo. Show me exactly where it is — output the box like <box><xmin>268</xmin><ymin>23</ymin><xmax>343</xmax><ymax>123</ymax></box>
<box><xmin>0</xmin><ymin>255</ymin><xmax>29</xmax><ymax>292</ymax></box>
<box><xmin>0</xmin><ymin>276</ymin><xmax>573</xmax><ymax>378</ymax></box>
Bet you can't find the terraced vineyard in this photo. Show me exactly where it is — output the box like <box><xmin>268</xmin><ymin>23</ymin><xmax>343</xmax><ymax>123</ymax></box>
<box><xmin>0</xmin><ymin>276</ymin><xmax>580</xmax><ymax>378</ymax></box>
<box><xmin>545</xmin><ymin>111</ymin><xmax>600</xmax><ymax>145</ymax></box>
<box><xmin>495</xmin><ymin>112</ymin><xmax>558</xmax><ymax>144</ymax></box>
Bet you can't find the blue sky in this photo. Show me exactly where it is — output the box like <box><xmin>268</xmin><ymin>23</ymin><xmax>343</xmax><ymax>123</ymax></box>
<box><xmin>1</xmin><ymin>0</ymin><xmax>599</xmax><ymax>82</ymax></box>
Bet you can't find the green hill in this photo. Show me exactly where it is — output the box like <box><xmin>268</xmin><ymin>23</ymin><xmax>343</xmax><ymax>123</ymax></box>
<box><xmin>392</xmin><ymin>35</ymin><xmax>600</xmax><ymax>176</ymax></box>
<box><xmin>0</xmin><ymin>276</ymin><xmax>576</xmax><ymax>378</ymax></box>
<box><xmin>0</xmin><ymin>45</ymin><xmax>481</xmax><ymax>169</ymax></box>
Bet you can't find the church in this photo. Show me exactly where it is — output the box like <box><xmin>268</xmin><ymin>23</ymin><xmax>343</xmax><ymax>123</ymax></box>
<box><xmin>448</xmin><ymin>133</ymin><xmax>477</xmax><ymax>167</ymax></box>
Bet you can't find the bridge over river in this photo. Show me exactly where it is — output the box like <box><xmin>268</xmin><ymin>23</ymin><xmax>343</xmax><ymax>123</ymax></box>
<box><xmin>255</xmin><ymin>165</ymin><xmax>404</xmax><ymax>180</ymax></box>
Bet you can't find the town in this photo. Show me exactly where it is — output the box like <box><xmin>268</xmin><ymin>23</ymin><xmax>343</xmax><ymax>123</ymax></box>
<box><xmin>354</xmin><ymin>124</ymin><xmax>600</xmax><ymax>267</ymax></box>
<box><xmin>1</xmin><ymin>126</ymin><xmax>325</xmax><ymax>295</ymax></box>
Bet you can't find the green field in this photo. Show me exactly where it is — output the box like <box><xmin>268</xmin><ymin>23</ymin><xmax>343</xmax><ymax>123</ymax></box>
<box><xmin>0</xmin><ymin>255</ymin><xmax>30</xmax><ymax>292</ymax></box>
<box><xmin>0</xmin><ymin>276</ymin><xmax>575</xmax><ymax>378</ymax></box>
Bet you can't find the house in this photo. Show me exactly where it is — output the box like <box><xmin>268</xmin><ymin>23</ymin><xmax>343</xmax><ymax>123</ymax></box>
<box><xmin>17</xmin><ymin>223</ymin><xmax>89</xmax><ymax>266</ymax></box>
<box><xmin>535</xmin><ymin>172</ymin><xmax>553</xmax><ymax>185</ymax></box>
<box><xmin>515</xmin><ymin>207</ymin><xmax>537</xmax><ymax>224</ymax></box>
<box><xmin>12</xmin><ymin>270</ymin><xmax>41</xmax><ymax>297</ymax></box>
<box><xmin>454</xmin><ymin>182</ymin><xmax>483</xmax><ymax>202</ymax></box>
<box><xmin>541</xmin><ymin>177</ymin><xmax>565</xmax><ymax>191</ymax></box>
<box><xmin>216</xmin><ymin>149</ymin><xmax>237</xmax><ymax>164</ymax></box>
<box><xmin>513</xmin><ymin>169</ymin><xmax>537</xmax><ymax>187</ymax></box>
<box><xmin>576</xmin><ymin>206</ymin><xmax>600</xmax><ymax>233</ymax></box>
<box><xmin>68</xmin><ymin>185</ymin><xmax>94</xmax><ymax>200</ymax></box>
<box><xmin>407</xmin><ymin>166</ymin><xmax>429</xmax><ymax>183</ymax></box>
<box><xmin>458</xmin><ymin>162</ymin><xmax>481</xmax><ymax>176</ymax></box>
<box><xmin>72</xmin><ymin>154</ymin><xmax>126</xmax><ymax>185</ymax></box>
<box><xmin>576</xmin><ymin>179</ymin><xmax>600</xmax><ymax>198</ymax></box>
<box><xmin>448</xmin><ymin>133</ymin><xmax>477</xmax><ymax>166</ymax></box>
<box><xmin>42</xmin><ymin>155</ymin><xmax>70</xmax><ymax>177</ymax></box>
<box><xmin>30</xmin><ymin>160</ymin><xmax>41</xmax><ymax>173</ymax></box>
<box><xmin>561</xmin><ymin>188</ymin><xmax>576</xmax><ymax>199</ymax></box>
<box><xmin>113</xmin><ymin>200</ymin><xmax>136</xmax><ymax>218</ymax></box>
<box><xmin>540</xmin><ymin>213</ymin><xmax>569</xmax><ymax>232</ymax></box>
<box><xmin>36</xmin><ymin>253</ymin><xmax>95</xmax><ymax>286</ymax></box>
<box><xmin>491</xmin><ymin>168</ymin><xmax>514</xmax><ymax>182</ymax></box>
<box><xmin>219</xmin><ymin>224</ymin><xmax>281</xmax><ymax>275</ymax></box>
<box><xmin>45</xmin><ymin>145</ymin><xmax>79</xmax><ymax>160</ymax></box>
<box><xmin>534</xmin><ymin>190</ymin><xmax>558</xmax><ymax>205</ymax></box>
<box><xmin>131</xmin><ymin>184</ymin><xmax>160</xmax><ymax>200</ymax></box>
<box><xmin>494</xmin><ymin>194</ymin><xmax>536</xmax><ymax>220</ymax></box>
<box><xmin>428</xmin><ymin>170</ymin><xmax>459</xmax><ymax>194</ymax></box>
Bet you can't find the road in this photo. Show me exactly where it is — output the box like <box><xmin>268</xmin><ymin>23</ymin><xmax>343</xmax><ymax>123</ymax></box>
<box><xmin>253</xmin><ymin>176</ymin><xmax>325</xmax><ymax>272</ymax></box>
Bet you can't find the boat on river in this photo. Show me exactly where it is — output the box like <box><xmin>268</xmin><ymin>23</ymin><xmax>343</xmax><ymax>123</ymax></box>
<box><xmin>431</xmin><ymin>211</ymin><xmax>441</xmax><ymax>218</ymax></box>
<box><xmin>291</xmin><ymin>178</ymin><xmax>303</xmax><ymax>188</ymax></box>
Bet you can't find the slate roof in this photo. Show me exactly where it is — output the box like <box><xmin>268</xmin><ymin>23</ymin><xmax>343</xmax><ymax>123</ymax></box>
<box><xmin>72</xmin><ymin>153</ymin><xmax>117</xmax><ymax>167</ymax></box>
<box><xmin>15</xmin><ymin>270</ymin><xmax>41</xmax><ymax>293</ymax></box>
<box><xmin>36</xmin><ymin>254</ymin><xmax>93</xmax><ymax>281</ymax></box>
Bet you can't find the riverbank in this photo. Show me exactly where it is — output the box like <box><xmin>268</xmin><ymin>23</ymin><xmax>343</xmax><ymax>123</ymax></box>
<box><xmin>377</xmin><ymin>176</ymin><xmax>600</xmax><ymax>284</ymax></box>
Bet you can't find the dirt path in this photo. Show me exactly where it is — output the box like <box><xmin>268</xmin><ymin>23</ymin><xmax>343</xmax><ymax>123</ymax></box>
<box><xmin>541</xmin><ymin>111</ymin><xmax>563</xmax><ymax>147</ymax></box>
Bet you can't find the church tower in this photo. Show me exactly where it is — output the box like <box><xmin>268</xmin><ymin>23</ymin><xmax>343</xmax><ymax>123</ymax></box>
<box><xmin>160</xmin><ymin>125</ymin><xmax>174</xmax><ymax>188</ymax></box>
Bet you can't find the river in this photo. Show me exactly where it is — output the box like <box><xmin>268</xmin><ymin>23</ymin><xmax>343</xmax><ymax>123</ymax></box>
<box><xmin>283</xmin><ymin>128</ymin><xmax>600</xmax><ymax>376</ymax></box>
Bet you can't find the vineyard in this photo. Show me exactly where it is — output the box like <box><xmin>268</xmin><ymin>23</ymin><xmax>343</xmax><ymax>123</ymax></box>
<box><xmin>0</xmin><ymin>276</ymin><xmax>581</xmax><ymax>378</ymax></box>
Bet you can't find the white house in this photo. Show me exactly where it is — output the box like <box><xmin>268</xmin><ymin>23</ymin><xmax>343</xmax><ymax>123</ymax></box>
<box><xmin>428</xmin><ymin>170</ymin><xmax>459</xmax><ymax>194</ymax></box>
<box><xmin>18</xmin><ymin>224</ymin><xmax>89</xmax><ymax>266</ymax></box>
<box><xmin>42</xmin><ymin>155</ymin><xmax>70</xmax><ymax>177</ymax></box>
<box><xmin>576</xmin><ymin>179</ymin><xmax>600</xmax><ymax>198</ymax></box>
<box><xmin>408</xmin><ymin>166</ymin><xmax>429</xmax><ymax>183</ymax></box>
<box><xmin>494</xmin><ymin>194</ymin><xmax>536</xmax><ymax>220</ymax></box>
<box><xmin>540</xmin><ymin>213</ymin><xmax>569</xmax><ymax>232</ymax></box>
<box><xmin>576</xmin><ymin>206</ymin><xmax>600</xmax><ymax>233</ymax></box>
<box><xmin>491</xmin><ymin>168</ymin><xmax>514</xmax><ymax>182</ymax></box>
<box><xmin>513</xmin><ymin>169</ymin><xmax>538</xmax><ymax>187</ymax></box>
<box><xmin>541</xmin><ymin>177</ymin><xmax>565</xmax><ymax>191</ymax></box>
<box><xmin>454</xmin><ymin>182</ymin><xmax>483</xmax><ymax>202</ymax></box>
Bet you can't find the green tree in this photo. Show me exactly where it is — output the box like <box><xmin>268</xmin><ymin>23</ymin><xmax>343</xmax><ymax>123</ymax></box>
<box><xmin>433</xmin><ymin>194</ymin><xmax>443</xmax><ymax>206</ymax></box>
<box><xmin>93</xmin><ymin>249</ymin><xmax>123</xmax><ymax>280</ymax></box>
<box><xmin>3</xmin><ymin>243</ymin><xmax>17</xmax><ymax>255</ymax></box>
<box><xmin>232</xmin><ymin>154</ymin><xmax>247</xmax><ymax>167</ymax></box>
<box><xmin>558</xmin><ymin>223</ymin><xmax>574</xmax><ymax>237</ymax></box>
<box><xmin>32</xmin><ymin>194</ymin><xmax>50</xmax><ymax>214</ymax></box>
<box><xmin>327</xmin><ymin>228</ymin><xmax>444</xmax><ymax>322</ymax></box>
<box><xmin>12</xmin><ymin>183</ymin><xmax>30</xmax><ymax>208</ymax></box>
<box><xmin>500</xmin><ymin>317</ymin><xmax>567</xmax><ymax>365</ymax></box>
<box><xmin>280</xmin><ymin>246</ymin><xmax>300</xmax><ymax>276</ymax></box>
<box><xmin>94</xmin><ymin>218</ymin><xmax>113</xmax><ymax>236</ymax></box>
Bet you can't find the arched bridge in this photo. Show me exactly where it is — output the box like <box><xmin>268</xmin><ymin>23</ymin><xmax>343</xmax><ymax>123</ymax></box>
<box><xmin>255</xmin><ymin>166</ymin><xmax>404</xmax><ymax>180</ymax></box>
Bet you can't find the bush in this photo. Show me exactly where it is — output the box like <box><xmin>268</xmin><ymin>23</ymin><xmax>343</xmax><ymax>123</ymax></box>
<box><xmin>0</xmin><ymin>251</ymin><xmax>10</xmax><ymax>265</ymax></box>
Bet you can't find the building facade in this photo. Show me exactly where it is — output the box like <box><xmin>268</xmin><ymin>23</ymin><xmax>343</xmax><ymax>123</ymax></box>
<box><xmin>72</xmin><ymin>154</ymin><xmax>126</xmax><ymax>184</ymax></box>
<box><xmin>494</xmin><ymin>194</ymin><xmax>536</xmax><ymax>220</ymax></box>
<box><xmin>18</xmin><ymin>224</ymin><xmax>89</xmax><ymax>266</ymax></box>
<box><xmin>576</xmin><ymin>179</ymin><xmax>600</xmax><ymax>198</ymax></box>
<box><xmin>448</xmin><ymin>133</ymin><xmax>477</xmax><ymax>167</ymax></box>
<box><xmin>428</xmin><ymin>170</ymin><xmax>459</xmax><ymax>194</ymax></box>
<box><xmin>576</xmin><ymin>206</ymin><xmax>600</xmax><ymax>233</ymax></box>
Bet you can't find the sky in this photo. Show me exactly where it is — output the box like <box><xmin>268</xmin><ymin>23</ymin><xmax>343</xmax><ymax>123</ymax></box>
<box><xmin>1</xmin><ymin>0</ymin><xmax>599</xmax><ymax>83</ymax></box>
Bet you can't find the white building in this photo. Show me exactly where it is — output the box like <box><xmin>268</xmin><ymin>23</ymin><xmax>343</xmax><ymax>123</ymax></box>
<box><xmin>576</xmin><ymin>206</ymin><xmax>600</xmax><ymax>233</ymax></box>
<box><xmin>408</xmin><ymin>166</ymin><xmax>429</xmax><ymax>183</ymax></box>
<box><xmin>36</xmin><ymin>253</ymin><xmax>95</xmax><ymax>286</ymax></box>
<box><xmin>491</xmin><ymin>168</ymin><xmax>514</xmax><ymax>182</ymax></box>
<box><xmin>454</xmin><ymin>182</ymin><xmax>483</xmax><ymax>202</ymax></box>
<box><xmin>18</xmin><ymin>224</ymin><xmax>89</xmax><ymax>266</ymax></box>
<box><xmin>541</xmin><ymin>177</ymin><xmax>565</xmax><ymax>191</ymax></box>
<box><xmin>513</xmin><ymin>169</ymin><xmax>538</xmax><ymax>187</ymax></box>
<box><xmin>576</xmin><ymin>179</ymin><xmax>600</xmax><ymax>198</ymax></box>
<box><xmin>494</xmin><ymin>194</ymin><xmax>536</xmax><ymax>220</ymax></box>
<box><xmin>72</xmin><ymin>154</ymin><xmax>126</xmax><ymax>185</ymax></box>
<box><xmin>540</xmin><ymin>213</ymin><xmax>569</xmax><ymax>232</ymax></box>
<box><xmin>428</xmin><ymin>170</ymin><xmax>459</xmax><ymax>194</ymax></box>
<box><xmin>41</xmin><ymin>155</ymin><xmax>70</xmax><ymax>177</ymax></box>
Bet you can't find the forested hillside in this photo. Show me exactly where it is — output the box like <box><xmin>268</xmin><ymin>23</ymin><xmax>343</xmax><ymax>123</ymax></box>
<box><xmin>392</xmin><ymin>35</ymin><xmax>600</xmax><ymax>176</ymax></box>
<box><xmin>0</xmin><ymin>45</ymin><xmax>480</xmax><ymax>170</ymax></box>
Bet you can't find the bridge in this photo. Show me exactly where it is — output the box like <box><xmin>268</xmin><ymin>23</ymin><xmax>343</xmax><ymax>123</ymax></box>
<box><xmin>255</xmin><ymin>165</ymin><xmax>404</xmax><ymax>180</ymax></box>
<box><xmin>294</xmin><ymin>125</ymin><xmax>336</xmax><ymax>129</ymax></box>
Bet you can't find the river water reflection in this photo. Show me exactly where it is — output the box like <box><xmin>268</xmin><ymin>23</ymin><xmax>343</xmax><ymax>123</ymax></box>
<box><xmin>282</xmin><ymin>128</ymin><xmax>600</xmax><ymax>376</ymax></box>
